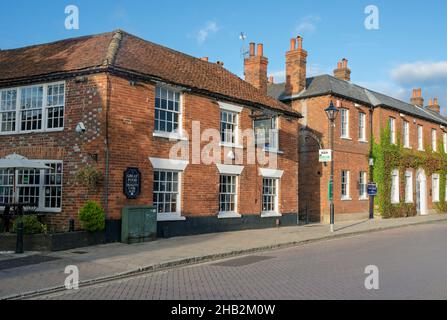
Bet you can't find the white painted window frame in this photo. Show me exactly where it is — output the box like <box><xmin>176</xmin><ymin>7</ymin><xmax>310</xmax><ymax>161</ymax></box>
<box><xmin>358</xmin><ymin>112</ymin><xmax>367</xmax><ymax>142</ymax></box>
<box><xmin>218</xmin><ymin>101</ymin><xmax>243</xmax><ymax>149</ymax></box>
<box><xmin>444</xmin><ymin>132</ymin><xmax>447</xmax><ymax>153</ymax></box>
<box><xmin>153</xmin><ymin>85</ymin><xmax>187</xmax><ymax>141</ymax></box>
<box><xmin>403</xmin><ymin>121</ymin><xmax>410</xmax><ymax>148</ymax></box>
<box><xmin>340</xmin><ymin>108</ymin><xmax>350</xmax><ymax>139</ymax></box>
<box><xmin>432</xmin><ymin>129</ymin><xmax>437</xmax><ymax>152</ymax></box>
<box><xmin>149</xmin><ymin>157</ymin><xmax>188</xmax><ymax>221</ymax></box>
<box><xmin>391</xmin><ymin>169</ymin><xmax>400</xmax><ymax>204</ymax></box>
<box><xmin>259</xmin><ymin>168</ymin><xmax>283</xmax><ymax>217</ymax></box>
<box><xmin>432</xmin><ymin>173</ymin><xmax>440</xmax><ymax>203</ymax></box>
<box><xmin>389</xmin><ymin>117</ymin><xmax>396</xmax><ymax>144</ymax></box>
<box><xmin>405</xmin><ymin>170</ymin><xmax>413</xmax><ymax>203</ymax></box>
<box><xmin>418</xmin><ymin>125</ymin><xmax>424</xmax><ymax>151</ymax></box>
<box><xmin>359</xmin><ymin>171</ymin><xmax>368</xmax><ymax>200</ymax></box>
<box><xmin>0</xmin><ymin>81</ymin><xmax>65</xmax><ymax>135</ymax></box>
<box><xmin>341</xmin><ymin>170</ymin><xmax>351</xmax><ymax>201</ymax></box>
<box><xmin>216</xmin><ymin>164</ymin><xmax>244</xmax><ymax>218</ymax></box>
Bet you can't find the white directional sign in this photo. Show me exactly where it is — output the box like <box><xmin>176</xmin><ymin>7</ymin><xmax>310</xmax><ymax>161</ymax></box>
<box><xmin>319</xmin><ymin>149</ymin><xmax>332</xmax><ymax>162</ymax></box>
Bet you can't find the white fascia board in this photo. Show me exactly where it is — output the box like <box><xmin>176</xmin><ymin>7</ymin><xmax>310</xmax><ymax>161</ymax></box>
<box><xmin>259</xmin><ymin>168</ymin><xmax>284</xmax><ymax>179</ymax></box>
<box><xmin>149</xmin><ymin>157</ymin><xmax>189</xmax><ymax>171</ymax></box>
<box><xmin>218</xmin><ymin>101</ymin><xmax>243</xmax><ymax>113</ymax></box>
<box><xmin>216</xmin><ymin>164</ymin><xmax>244</xmax><ymax>175</ymax></box>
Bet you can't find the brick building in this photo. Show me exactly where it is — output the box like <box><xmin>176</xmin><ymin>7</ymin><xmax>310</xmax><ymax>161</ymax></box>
<box><xmin>268</xmin><ymin>37</ymin><xmax>447</xmax><ymax>223</ymax></box>
<box><xmin>0</xmin><ymin>30</ymin><xmax>301</xmax><ymax>239</ymax></box>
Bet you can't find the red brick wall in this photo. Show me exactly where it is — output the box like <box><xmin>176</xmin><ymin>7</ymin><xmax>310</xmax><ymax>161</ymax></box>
<box><xmin>106</xmin><ymin>75</ymin><xmax>299</xmax><ymax>220</ymax></box>
<box><xmin>0</xmin><ymin>74</ymin><xmax>108</xmax><ymax>232</ymax></box>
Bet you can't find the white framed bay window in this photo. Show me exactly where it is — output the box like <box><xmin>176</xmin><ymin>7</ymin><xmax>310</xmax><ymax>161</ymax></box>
<box><xmin>0</xmin><ymin>160</ymin><xmax>63</xmax><ymax>212</ymax></box>
<box><xmin>149</xmin><ymin>157</ymin><xmax>188</xmax><ymax>221</ymax></box>
<box><xmin>0</xmin><ymin>82</ymin><xmax>65</xmax><ymax>134</ymax></box>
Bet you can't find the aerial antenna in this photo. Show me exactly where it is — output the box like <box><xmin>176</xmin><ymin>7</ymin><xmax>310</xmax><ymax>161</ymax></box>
<box><xmin>239</xmin><ymin>32</ymin><xmax>249</xmax><ymax>59</ymax></box>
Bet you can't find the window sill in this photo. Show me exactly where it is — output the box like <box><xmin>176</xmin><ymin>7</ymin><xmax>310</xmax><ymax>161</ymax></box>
<box><xmin>262</xmin><ymin>148</ymin><xmax>284</xmax><ymax>154</ymax></box>
<box><xmin>405</xmin><ymin>201</ymin><xmax>414</xmax><ymax>204</ymax></box>
<box><xmin>341</xmin><ymin>197</ymin><xmax>352</xmax><ymax>201</ymax></box>
<box><xmin>404</xmin><ymin>146</ymin><xmax>412</xmax><ymax>149</ymax></box>
<box><xmin>359</xmin><ymin>197</ymin><xmax>369</xmax><ymax>201</ymax></box>
<box><xmin>153</xmin><ymin>131</ymin><xmax>188</xmax><ymax>141</ymax></box>
<box><xmin>358</xmin><ymin>140</ymin><xmax>368</xmax><ymax>144</ymax></box>
<box><xmin>341</xmin><ymin>136</ymin><xmax>352</xmax><ymax>140</ymax></box>
<box><xmin>261</xmin><ymin>211</ymin><xmax>282</xmax><ymax>218</ymax></box>
<box><xmin>218</xmin><ymin>212</ymin><xmax>242</xmax><ymax>219</ymax></box>
<box><xmin>0</xmin><ymin>128</ymin><xmax>64</xmax><ymax>136</ymax></box>
<box><xmin>157</xmin><ymin>214</ymin><xmax>186</xmax><ymax>222</ymax></box>
<box><xmin>418</xmin><ymin>149</ymin><xmax>425</xmax><ymax>152</ymax></box>
<box><xmin>219</xmin><ymin>142</ymin><xmax>244</xmax><ymax>149</ymax></box>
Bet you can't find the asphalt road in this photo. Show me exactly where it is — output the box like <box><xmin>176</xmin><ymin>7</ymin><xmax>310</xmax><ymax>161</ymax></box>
<box><xmin>37</xmin><ymin>222</ymin><xmax>447</xmax><ymax>300</ymax></box>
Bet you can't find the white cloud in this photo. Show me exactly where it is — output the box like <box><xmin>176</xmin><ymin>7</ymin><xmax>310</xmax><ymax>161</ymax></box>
<box><xmin>390</xmin><ymin>61</ymin><xmax>447</xmax><ymax>86</ymax></box>
<box><xmin>195</xmin><ymin>21</ymin><xmax>219</xmax><ymax>45</ymax></box>
<box><xmin>295</xmin><ymin>15</ymin><xmax>322</xmax><ymax>36</ymax></box>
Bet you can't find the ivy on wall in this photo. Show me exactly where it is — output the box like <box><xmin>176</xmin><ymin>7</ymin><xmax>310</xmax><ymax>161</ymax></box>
<box><xmin>372</xmin><ymin>126</ymin><xmax>447</xmax><ymax>218</ymax></box>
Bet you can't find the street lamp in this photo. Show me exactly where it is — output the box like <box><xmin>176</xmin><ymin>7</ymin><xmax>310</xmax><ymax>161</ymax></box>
<box><xmin>325</xmin><ymin>101</ymin><xmax>339</xmax><ymax>233</ymax></box>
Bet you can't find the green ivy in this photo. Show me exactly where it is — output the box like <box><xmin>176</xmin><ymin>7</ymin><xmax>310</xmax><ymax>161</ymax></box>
<box><xmin>372</xmin><ymin>125</ymin><xmax>447</xmax><ymax>218</ymax></box>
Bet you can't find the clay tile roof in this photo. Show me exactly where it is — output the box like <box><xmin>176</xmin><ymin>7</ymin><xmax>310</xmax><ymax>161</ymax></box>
<box><xmin>0</xmin><ymin>30</ymin><xmax>300</xmax><ymax>118</ymax></box>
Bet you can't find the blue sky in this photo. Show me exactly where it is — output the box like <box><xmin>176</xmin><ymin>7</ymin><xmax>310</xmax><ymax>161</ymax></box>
<box><xmin>1</xmin><ymin>0</ymin><xmax>446</xmax><ymax>111</ymax></box>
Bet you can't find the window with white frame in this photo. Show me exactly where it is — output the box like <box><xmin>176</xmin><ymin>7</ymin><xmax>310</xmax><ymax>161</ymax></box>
<box><xmin>432</xmin><ymin>174</ymin><xmax>440</xmax><ymax>202</ymax></box>
<box><xmin>444</xmin><ymin>132</ymin><xmax>447</xmax><ymax>153</ymax></box>
<box><xmin>432</xmin><ymin>129</ymin><xmax>437</xmax><ymax>151</ymax></box>
<box><xmin>391</xmin><ymin>169</ymin><xmax>399</xmax><ymax>204</ymax></box>
<box><xmin>220</xmin><ymin>110</ymin><xmax>238</xmax><ymax>144</ymax></box>
<box><xmin>340</xmin><ymin>109</ymin><xmax>349</xmax><ymax>138</ymax></box>
<box><xmin>0</xmin><ymin>169</ymin><xmax>14</xmax><ymax>204</ymax></box>
<box><xmin>154</xmin><ymin>86</ymin><xmax>181</xmax><ymax>133</ymax></box>
<box><xmin>389</xmin><ymin>117</ymin><xmax>396</xmax><ymax>144</ymax></box>
<box><xmin>0</xmin><ymin>83</ymin><xmax>65</xmax><ymax>134</ymax></box>
<box><xmin>405</xmin><ymin>171</ymin><xmax>413</xmax><ymax>203</ymax></box>
<box><xmin>153</xmin><ymin>170</ymin><xmax>179</xmax><ymax>214</ymax></box>
<box><xmin>403</xmin><ymin>121</ymin><xmax>410</xmax><ymax>148</ymax></box>
<box><xmin>0</xmin><ymin>89</ymin><xmax>17</xmax><ymax>133</ymax></box>
<box><xmin>359</xmin><ymin>171</ymin><xmax>367</xmax><ymax>199</ymax></box>
<box><xmin>0</xmin><ymin>161</ymin><xmax>63</xmax><ymax>211</ymax></box>
<box><xmin>418</xmin><ymin>125</ymin><xmax>424</xmax><ymax>150</ymax></box>
<box><xmin>254</xmin><ymin>117</ymin><xmax>279</xmax><ymax>150</ymax></box>
<box><xmin>219</xmin><ymin>175</ymin><xmax>237</xmax><ymax>213</ymax></box>
<box><xmin>358</xmin><ymin>112</ymin><xmax>366</xmax><ymax>141</ymax></box>
<box><xmin>262</xmin><ymin>178</ymin><xmax>278</xmax><ymax>213</ymax></box>
<box><xmin>341</xmin><ymin>170</ymin><xmax>350</xmax><ymax>199</ymax></box>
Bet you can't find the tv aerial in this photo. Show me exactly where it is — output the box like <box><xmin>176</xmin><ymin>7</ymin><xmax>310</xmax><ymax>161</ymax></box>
<box><xmin>239</xmin><ymin>32</ymin><xmax>249</xmax><ymax>59</ymax></box>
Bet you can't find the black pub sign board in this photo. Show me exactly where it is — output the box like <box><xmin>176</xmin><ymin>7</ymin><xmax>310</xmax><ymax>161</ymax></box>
<box><xmin>123</xmin><ymin>168</ymin><xmax>141</xmax><ymax>199</ymax></box>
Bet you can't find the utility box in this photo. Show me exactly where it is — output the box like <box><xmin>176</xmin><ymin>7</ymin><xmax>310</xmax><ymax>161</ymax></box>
<box><xmin>121</xmin><ymin>205</ymin><xmax>157</xmax><ymax>244</ymax></box>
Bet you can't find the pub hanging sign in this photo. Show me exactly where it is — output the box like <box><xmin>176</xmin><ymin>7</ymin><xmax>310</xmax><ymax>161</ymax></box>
<box><xmin>123</xmin><ymin>167</ymin><xmax>141</xmax><ymax>199</ymax></box>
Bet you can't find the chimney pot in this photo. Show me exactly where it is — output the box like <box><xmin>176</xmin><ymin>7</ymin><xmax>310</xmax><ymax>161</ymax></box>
<box><xmin>257</xmin><ymin>43</ymin><xmax>263</xmax><ymax>57</ymax></box>
<box><xmin>290</xmin><ymin>38</ymin><xmax>296</xmax><ymax>51</ymax></box>
<box><xmin>429</xmin><ymin>98</ymin><xmax>433</xmax><ymax>106</ymax></box>
<box><xmin>200</xmin><ymin>57</ymin><xmax>209</xmax><ymax>62</ymax></box>
<box><xmin>434</xmin><ymin>98</ymin><xmax>439</xmax><ymax>105</ymax></box>
<box><xmin>297</xmin><ymin>36</ymin><xmax>303</xmax><ymax>50</ymax></box>
<box><xmin>268</xmin><ymin>76</ymin><xmax>274</xmax><ymax>84</ymax></box>
<box><xmin>410</xmin><ymin>88</ymin><xmax>424</xmax><ymax>107</ymax></box>
<box><xmin>249</xmin><ymin>43</ymin><xmax>255</xmax><ymax>57</ymax></box>
<box><xmin>342</xmin><ymin>59</ymin><xmax>348</xmax><ymax>68</ymax></box>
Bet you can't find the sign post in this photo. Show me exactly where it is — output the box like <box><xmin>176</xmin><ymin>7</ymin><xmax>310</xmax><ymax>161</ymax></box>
<box><xmin>123</xmin><ymin>168</ymin><xmax>141</xmax><ymax>199</ymax></box>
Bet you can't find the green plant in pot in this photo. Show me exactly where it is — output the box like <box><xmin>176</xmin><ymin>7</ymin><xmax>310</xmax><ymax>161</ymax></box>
<box><xmin>75</xmin><ymin>165</ymin><xmax>102</xmax><ymax>192</ymax></box>
<box><xmin>13</xmin><ymin>215</ymin><xmax>48</xmax><ymax>235</ymax></box>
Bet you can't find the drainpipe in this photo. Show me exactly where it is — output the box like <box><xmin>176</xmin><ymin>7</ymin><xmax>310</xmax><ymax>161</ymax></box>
<box><xmin>369</xmin><ymin>106</ymin><xmax>375</xmax><ymax>219</ymax></box>
<box><xmin>104</xmin><ymin>73</ymin><xmax>111</xmax><ymax>240</ymax></box>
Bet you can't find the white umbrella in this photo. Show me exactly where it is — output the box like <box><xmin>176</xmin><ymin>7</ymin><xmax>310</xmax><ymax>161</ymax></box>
<box><xmin>0</xmin><ymin>154</ymin><xmax>52</xmax><ymax>205</ymax></box>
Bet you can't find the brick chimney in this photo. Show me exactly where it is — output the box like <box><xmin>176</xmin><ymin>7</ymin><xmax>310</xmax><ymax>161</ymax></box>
<box><xmin>411</xmin><ymin>88</ymin><xmax>424</xmax><ymax>107</ymax></box>
<box><xmin>244</xmin><ymin>42</ymin><xmax>268</xmax><ymax>94</ymax></box>
<box><xmin>427</xmin><ymin>97</ymin><xmax>441</xmax><ymax>113</ymax></box>
<box><xmin>285</xmin><ymin>36</ymin><xmax>308</xmax><ymax>96</ymax></box>
<box><xmin>333</xmin><ymin>58</ymin><xmax>351</xmax><ymax>81</ymax></box>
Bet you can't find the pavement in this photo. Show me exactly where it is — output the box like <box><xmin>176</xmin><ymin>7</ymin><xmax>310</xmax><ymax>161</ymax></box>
<box><xmin>40</xmin><ymin>221</ymin><xmax>447</xmax><ymax>300</ymax></box>
<box><xmin>1</xmin><ymin>214</ymin><xmax>446</xmax><ymax>300</ymax></box>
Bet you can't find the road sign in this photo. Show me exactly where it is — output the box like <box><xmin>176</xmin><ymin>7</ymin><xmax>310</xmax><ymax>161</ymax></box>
<box><xmin>319</xmin><ymin>149</ymin><xmax>332</xmax><ymax>162</ymax></box>
<box><xmin>367</xmin><ymin>183</ymin><xmax>378</xmax><ymax>196</ymax></box>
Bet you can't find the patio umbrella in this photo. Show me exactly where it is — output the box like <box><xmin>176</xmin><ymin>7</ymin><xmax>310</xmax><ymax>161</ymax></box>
<box><xmin>0</xmin><ymin>153</ymin><xmax>52</xmax><ymax>204</ymax></box>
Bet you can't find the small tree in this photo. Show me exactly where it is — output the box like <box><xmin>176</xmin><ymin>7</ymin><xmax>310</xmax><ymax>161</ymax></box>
<box><xmin>78</xmin><ymin>201</ymin><xmax>105</xmax><ymax>232</ymax></box>
<box><xmin>13</xmin><ymin>215</ymin><xmax>48</xmax><ymax>234</ymax></box>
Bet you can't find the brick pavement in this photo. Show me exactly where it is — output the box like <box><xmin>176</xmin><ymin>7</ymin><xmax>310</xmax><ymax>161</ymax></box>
<box><xmin>1</xmin><ymin>214</ymin><xmax>446</xmax><ymax>299</ymax></box>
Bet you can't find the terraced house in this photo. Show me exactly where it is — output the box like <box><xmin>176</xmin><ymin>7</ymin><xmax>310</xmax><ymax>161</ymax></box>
<box><xmin>0</xmin><ymin>30</ymin><xmax>301</xmax><ymax>239</ymax></box>
<box><xmin>268</xmin><ymin>37</ymin><xmax>447</xmax><ymax>223</ymax></box>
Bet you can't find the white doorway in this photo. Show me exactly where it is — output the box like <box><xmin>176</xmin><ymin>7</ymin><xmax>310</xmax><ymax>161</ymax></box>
<box><xmin>416</xmin><ymin>169</ymin><xmax>427</xmax><ymax>215</ymax></box>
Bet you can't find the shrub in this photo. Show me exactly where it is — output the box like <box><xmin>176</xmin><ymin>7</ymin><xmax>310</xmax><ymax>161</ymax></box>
<box><xmin>13</xmin><ymin>215</ymin><xmax>47</xmax><ymax>234</ymax></box>
<box><xmin>78</xmin><ymin>201</ymin><xmax>105</xmax><ymax>232</ymax></box>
